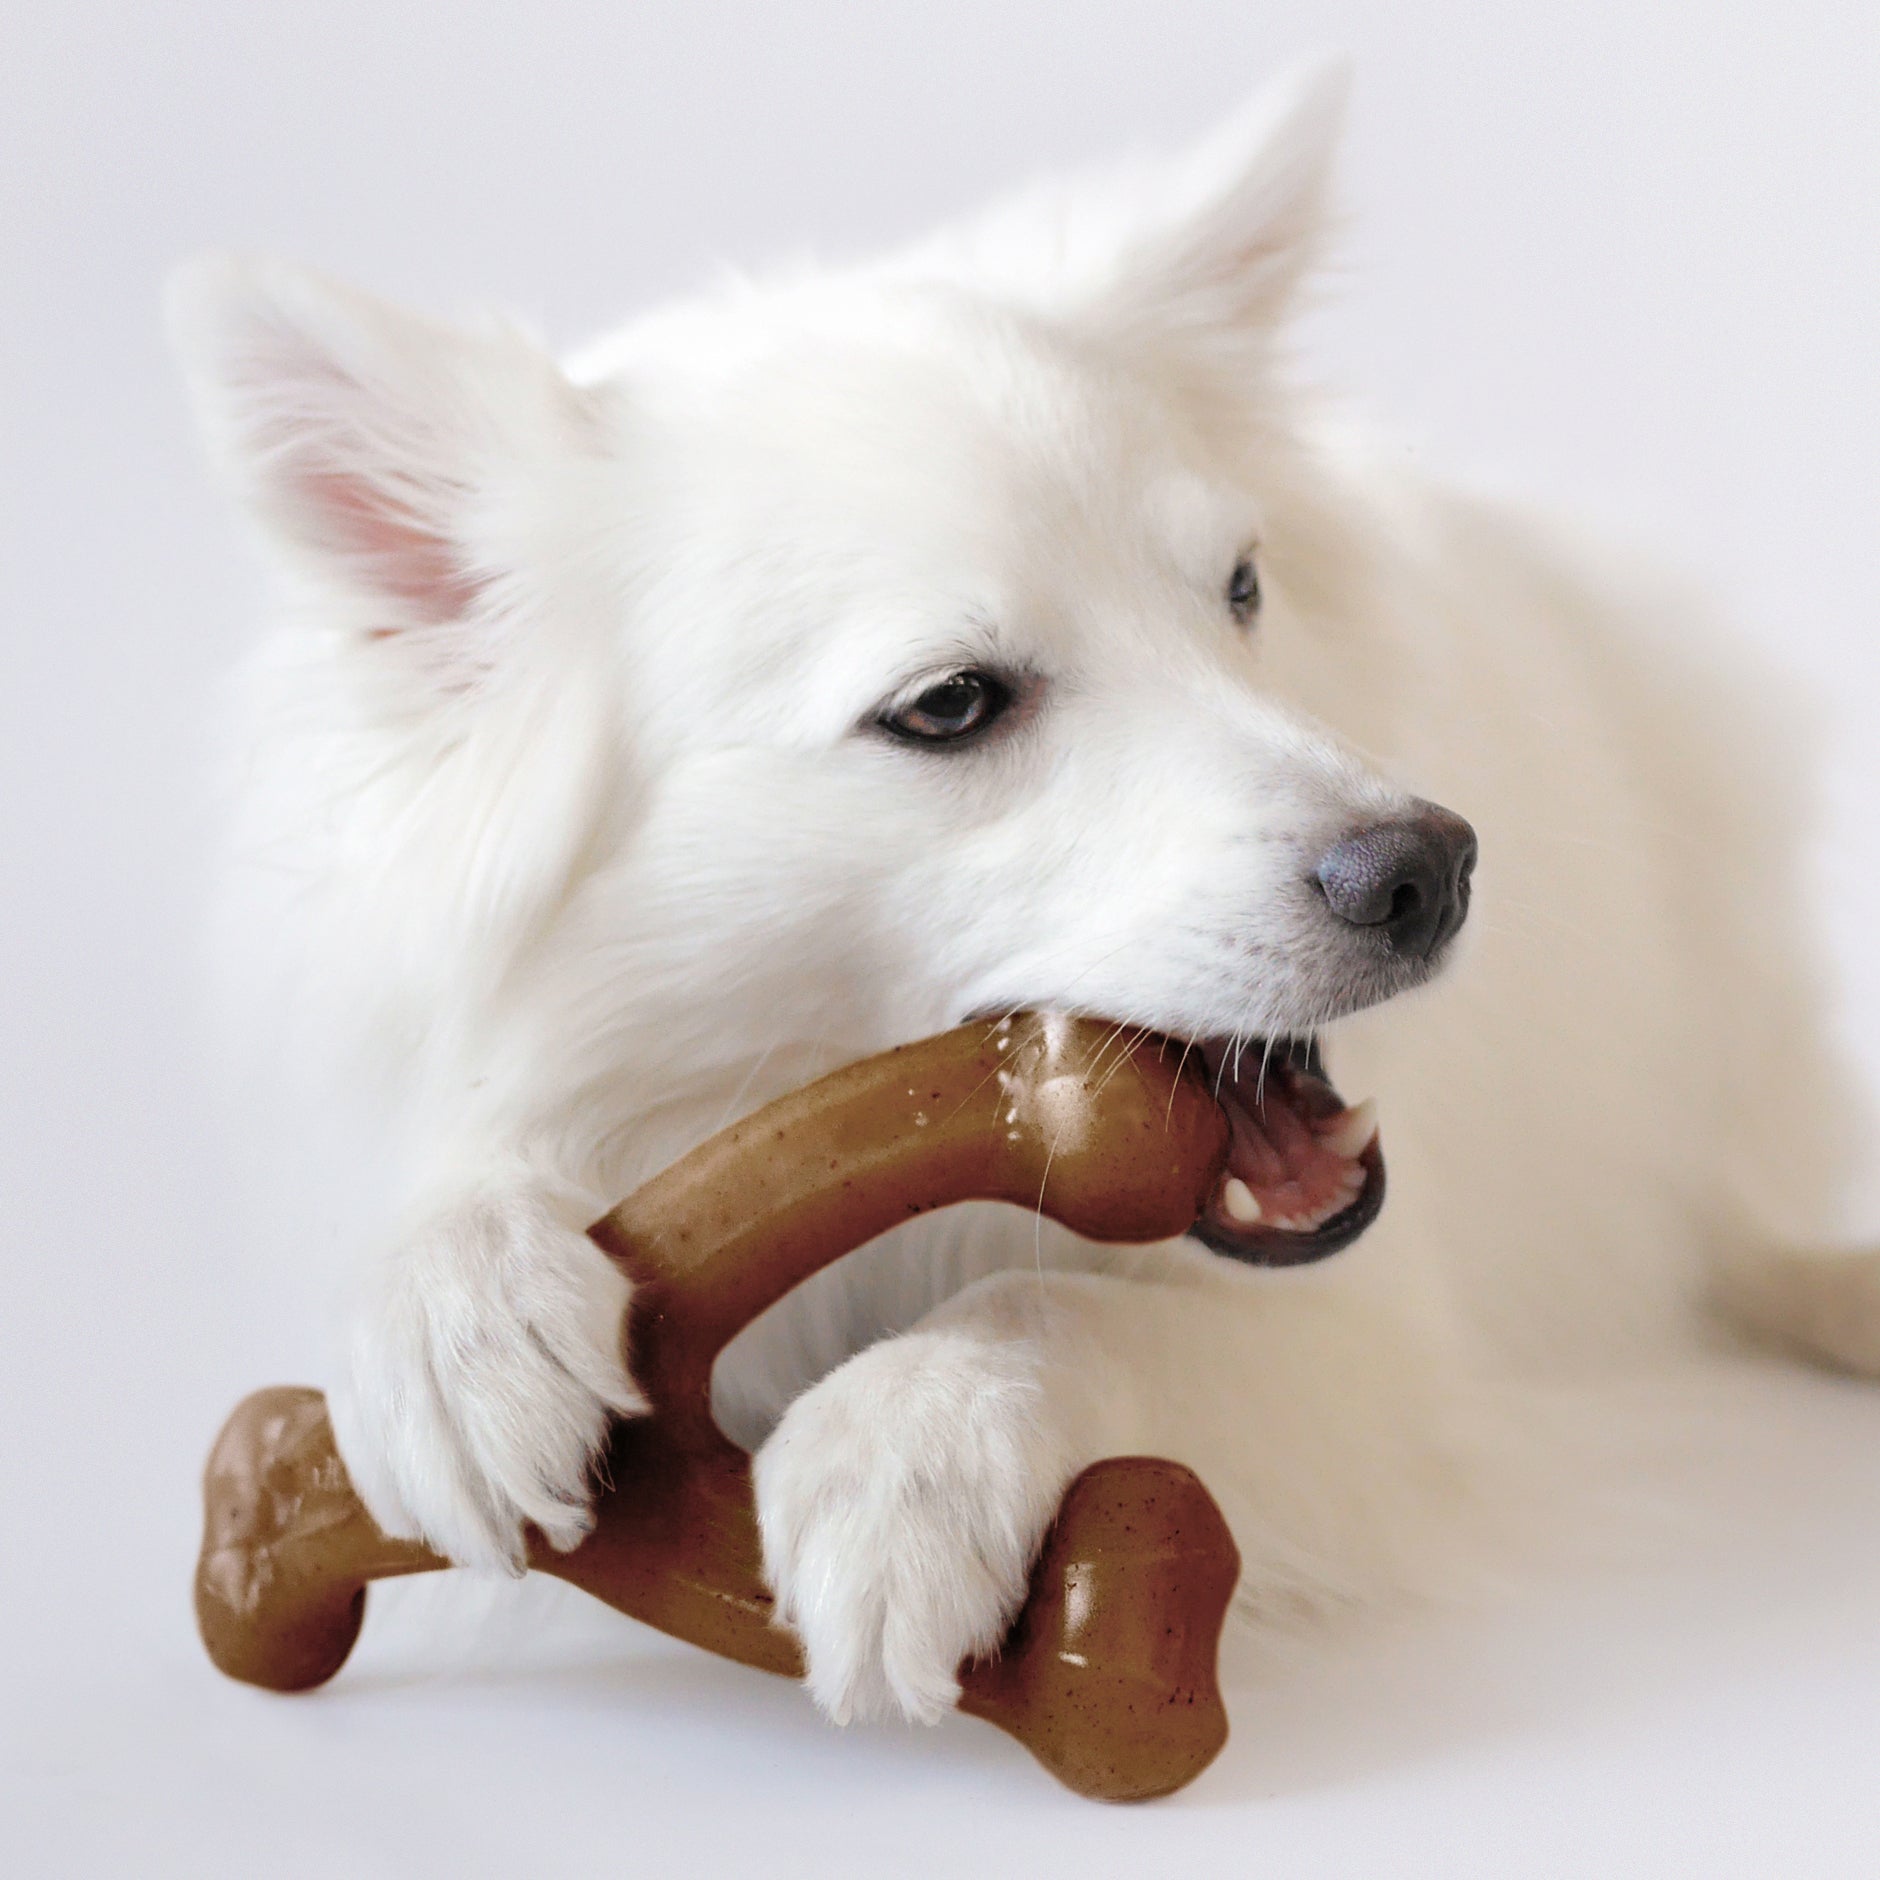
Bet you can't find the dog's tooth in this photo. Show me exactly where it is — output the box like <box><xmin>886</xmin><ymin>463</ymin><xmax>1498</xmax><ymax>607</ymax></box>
<box><xmin>1222</xmin><ymin>1178</ymin><xmax>1264</xmax><ymax>1225</ymax></box>
<box><xmin>1300</xmin><ymin>1192</ymin><xmax>1339</xmax><ymax>1232</ymax></box>
<box><xmin>1318</xmin><ymin>1097</ymin><xmax>1379</xmax><ymax>1161</ymax></box>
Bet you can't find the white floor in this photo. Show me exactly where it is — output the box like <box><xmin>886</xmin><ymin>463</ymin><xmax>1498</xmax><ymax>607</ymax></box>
<box><xmin>12</xmin><ymin>1355</ymin><xmax>1880</xmax><ymax>1879</ymax></box>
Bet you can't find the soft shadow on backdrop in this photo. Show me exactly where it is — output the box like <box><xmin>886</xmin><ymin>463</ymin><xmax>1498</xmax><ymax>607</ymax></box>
<box><xmin>4</xmin><ymin>4</ymin><xmax>1877</xmax><ymax>1875</ymax></box>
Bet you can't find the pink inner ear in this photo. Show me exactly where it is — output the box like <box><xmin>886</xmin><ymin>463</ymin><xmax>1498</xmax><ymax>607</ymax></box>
<box><xmin>297</xmin><ymin>466</ymin><xmax>485</xmax><ymax>626</ymax></box>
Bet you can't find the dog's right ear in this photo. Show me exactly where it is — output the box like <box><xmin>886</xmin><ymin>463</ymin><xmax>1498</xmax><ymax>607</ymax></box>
<box><xmin>166</xmin><ymin>255</ymin><xmax>607</xmax><ymax>656</ymax></box>
<box><xmin>172</xmin><ymin>258</ymin><xmax>632</xmax><ymax>1039</ymax></box>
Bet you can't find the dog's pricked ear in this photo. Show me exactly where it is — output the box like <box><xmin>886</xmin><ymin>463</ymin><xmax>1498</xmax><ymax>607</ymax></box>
<box><xmin>1101</xmin><ymin>57</ymin><xmax>1350</xmax><ymax>347</ymax></box>
<box><xmin>167</xmin><ymin>255</ymin><xmax>597</xmax><ymax>639</ymax></box>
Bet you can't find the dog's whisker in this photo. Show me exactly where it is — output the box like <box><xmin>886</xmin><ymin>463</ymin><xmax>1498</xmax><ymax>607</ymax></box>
<box><xmin>710</xmin><ymin>1039</ymin><xmax>781</xmax><ymax>1136</ymax></box>
<box><xmin>1165</xmin><ymin>1036</ymin><xmax>1199</xmax><ymax>1129</ymax></box>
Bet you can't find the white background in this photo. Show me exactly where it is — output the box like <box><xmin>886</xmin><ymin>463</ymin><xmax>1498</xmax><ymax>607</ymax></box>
<box><xmin>4</xmin><ymin>4</ymin><xmax>1879</xmax><ymax>1875</ymax></box>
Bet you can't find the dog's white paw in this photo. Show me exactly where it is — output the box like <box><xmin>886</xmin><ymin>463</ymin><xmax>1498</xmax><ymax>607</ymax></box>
<box><xmin>752</xmin><ymin>1329</ymin><xmax>1074</xmax><ymax>1725</ymax></box>
<box><xmin>330</xmin><ymin>1181</ymin><xmax>645</xmax><ymax>1573</ymax></box>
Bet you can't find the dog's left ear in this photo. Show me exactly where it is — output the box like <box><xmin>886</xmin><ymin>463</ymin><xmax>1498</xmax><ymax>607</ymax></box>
<box><xmin>1098</xmin><ymin>57</ymin><xmax>1350</xmax><ymax>348</ymax></box>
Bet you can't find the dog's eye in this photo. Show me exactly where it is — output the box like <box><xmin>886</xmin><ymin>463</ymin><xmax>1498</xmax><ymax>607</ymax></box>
<box><xmin>1227</xmin><ymin>555</ymin><xmax>1262</xmax><ymax>625</ymax></box>
<box><xmin>881</xmin><ymin>670</ymin><xmax>1012</xmax><ymax>746</ymax></box>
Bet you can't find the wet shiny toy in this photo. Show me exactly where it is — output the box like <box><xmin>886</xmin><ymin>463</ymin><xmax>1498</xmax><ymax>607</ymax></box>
<box><xmin>195</xmin><ymin>1014</ymin><xmax>1245</xmax><ymax>1800</ymax></box>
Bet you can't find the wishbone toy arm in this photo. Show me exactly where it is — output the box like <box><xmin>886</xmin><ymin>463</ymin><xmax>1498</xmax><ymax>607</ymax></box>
<box><xmin>590</xmin><ymin>1013</ymin><xmax>1232</xmax><ymax>1430</ymax></box>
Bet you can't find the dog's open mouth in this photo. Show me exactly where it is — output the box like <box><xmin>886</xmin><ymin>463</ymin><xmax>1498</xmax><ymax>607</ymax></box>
<box><xmin>1187</xmin><ymin>1037</ymin><xmax>1384</xmax><ymax>1266</ymax></box>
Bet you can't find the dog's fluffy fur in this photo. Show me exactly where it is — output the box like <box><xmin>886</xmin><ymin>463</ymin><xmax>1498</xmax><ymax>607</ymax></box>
<box><xmin>172</xmin><ymin>63</ymin><xmax>1876</xmax><ymax>1726</ymax></box>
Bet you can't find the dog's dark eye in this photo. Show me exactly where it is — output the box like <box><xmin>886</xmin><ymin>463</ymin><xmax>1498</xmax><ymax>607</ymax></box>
<box><xmin>1227</xmin><ymin>555</ymin><xmax>1262</xmax><ymax>625</ymax></box>
<box><xmin>881</xmin><ymin>670</ymin><xmax>1012</xmax><ymax>746</ymax></box>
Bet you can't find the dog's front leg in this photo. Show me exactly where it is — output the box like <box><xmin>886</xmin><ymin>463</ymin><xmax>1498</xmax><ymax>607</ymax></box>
<box><xmin>751</xmin><ymin>1269</ymin><xmax>1144</xmax><ymax>1725</ymax></box>
<box><xmin>329</xmin><ymin>1164</ymin><xmax>646</xmax><ymax>1574</ymax></box>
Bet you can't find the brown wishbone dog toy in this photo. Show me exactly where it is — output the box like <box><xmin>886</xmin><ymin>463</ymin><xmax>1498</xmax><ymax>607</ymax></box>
<box><xmin>195</xmin><ymin>1013</ymin><xmax>1245</xmax><ymax>1801</ymax></box>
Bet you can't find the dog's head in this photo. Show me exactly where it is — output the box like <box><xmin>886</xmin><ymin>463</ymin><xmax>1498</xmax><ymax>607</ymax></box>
<box><xmin>172</xmin><ymin>64</ymin><xmax>1473</xmax><ymax>1258</ymax></box>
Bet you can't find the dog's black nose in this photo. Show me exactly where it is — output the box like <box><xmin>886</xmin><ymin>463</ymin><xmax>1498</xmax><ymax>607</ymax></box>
<box><xmin>1315</xmin><ymin>803</ymin><xmax>1478</xmax><ymax>960</ymax></box>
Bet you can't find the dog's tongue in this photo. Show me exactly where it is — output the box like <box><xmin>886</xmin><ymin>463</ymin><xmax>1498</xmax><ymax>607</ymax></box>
<box><xmin>1204</xmin><ymin>1047</ymin><xmax>1378</xmax><ymax>1235</ymax></box>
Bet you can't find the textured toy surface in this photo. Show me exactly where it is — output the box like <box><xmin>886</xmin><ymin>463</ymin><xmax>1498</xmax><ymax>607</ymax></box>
<box><xmin>195</xmin><ymin>1014</ymin><xmax>1244</xmax><ymax>1801</ymax></box>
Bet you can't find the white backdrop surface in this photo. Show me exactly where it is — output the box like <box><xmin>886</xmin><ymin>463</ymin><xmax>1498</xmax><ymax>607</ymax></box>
<box><xmin>4</xmin><ymin>4</ymin><xmax>1878</xmax><ymax>1875</ymax></box>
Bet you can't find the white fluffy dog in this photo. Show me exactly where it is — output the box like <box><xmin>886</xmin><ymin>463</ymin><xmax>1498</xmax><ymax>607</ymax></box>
<box><xmin>171</xmin><ymin>63</ymin><xmax>1875</xmax><ymax>1728</ymax></box>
